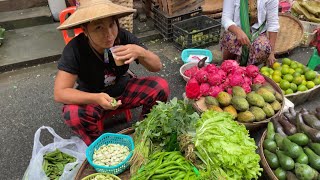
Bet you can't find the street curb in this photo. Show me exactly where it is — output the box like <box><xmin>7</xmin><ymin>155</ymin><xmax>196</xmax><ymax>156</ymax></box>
<box><xmin>0</xmin><ymin>30</ymin><xmax>162</xmax><ymax>73</ymax></box>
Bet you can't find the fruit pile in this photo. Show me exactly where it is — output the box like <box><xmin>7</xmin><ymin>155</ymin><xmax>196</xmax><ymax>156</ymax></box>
<box><xmin>203</xmin><ymin>84</ymin><xmax>282</xmax><ymax>123</ymax></box>
<box><xmin>260</xmin><ymin>58</ymin><xmax>320</xmax><ymax>95</ymax></box>
<box><xmin>262</xmin><ymin>107</ymin><xmax>320</xmax><ymax>179</ymax></box>
<box><xmin>185</xmin><ymin>60</ymin><xmax>266</xmax><ymax>100</ymax></box>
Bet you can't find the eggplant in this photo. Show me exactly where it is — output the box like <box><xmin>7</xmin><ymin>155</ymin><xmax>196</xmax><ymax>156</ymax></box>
<box><xmin>278</xmin><ymin>115</ymin><xmax>297</xmax><ymax>135</ymax></box>
<box><xmin>300</xmin><ymin>108</ymin><xmax>308</xmax><ymax>114</ymax></box>
<box><xmin>289</xmin><ymin>107</ymin><xmax>297</xmax><ymax>116</ymax></box>
<box><xmin>271</xmin><ymin>117</ymin><xmax>287</xmax><ymax>137</ymax></box>
<box><xmin>296</xmin><ymin>113</ymin><xmax>320</xmax><ymax>143</ymax></box>
<box><xmin>284</xmin><ymin>111</ymin><xmax>297</xmax><ymax>126</ymax></box>
<box><xmin>302</xmin><ymin>113</ymin><xmax>320</xmax><ymax>130</ymax></box>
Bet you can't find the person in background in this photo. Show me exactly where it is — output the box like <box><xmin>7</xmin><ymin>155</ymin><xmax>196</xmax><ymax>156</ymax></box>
<box><xmin>54</xmin><ymin>0</ymin><xmax>169</xmax><ymax>145</ymax></box>
<box><xmin>220</xmin><ymin>0</ymin><xmax>280</xmax><ymax>66</ymax></box>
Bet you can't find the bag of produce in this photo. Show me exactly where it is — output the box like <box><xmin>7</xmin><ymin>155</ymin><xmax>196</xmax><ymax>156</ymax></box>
<box><xmin>22</xmin><ymin>126</ymin><xmax>87</xmax><ymax>180</ymax></box>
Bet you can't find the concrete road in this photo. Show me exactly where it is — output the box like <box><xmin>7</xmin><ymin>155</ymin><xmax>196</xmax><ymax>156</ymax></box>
<box><xmin>0</xmin><ymin>40</ymin><xmax>319</xmax><ymax>179</ymax></box>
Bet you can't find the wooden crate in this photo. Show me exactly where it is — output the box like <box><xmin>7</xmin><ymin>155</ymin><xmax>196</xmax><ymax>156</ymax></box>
<box><xmin>157</xmin><ymin>0</ymin><xmax>204</xmax><ymax>16</ymax></box>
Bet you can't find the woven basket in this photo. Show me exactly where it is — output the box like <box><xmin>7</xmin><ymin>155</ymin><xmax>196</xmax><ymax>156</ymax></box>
<box><xmin>192</xmin><ymin>75</ymin><xmax>284</xmax><ymax>131</ymax></box>
<box><xmin>111</xmin><ymin>0</ymin><xmax>134</xmax><ymax>33</ymax></box>
<box><xmin>202</xmin><ymin>0</ymin><xmax>223</xmax><ymax>14</ymax></box>
<box><xmin>82</xmin><ymin>173</ymin><xmax>121</xmax><ymax>180</ymax></box>
<box><xmin>75</xmin><ymin>128</ymin><xmax>135</xmax><ymax>180</ymax></box>
<box><xmin>258</xmin><ymin>130</ymin><xmax>278</xmax><ymax>180</ymax></box>
<box><xmin>285</xmin><ymin>83</ymin><xmax>320</xmax><ymax>106</ymax></box>
<box><xmin>275</xmin><ymin>14</ymin><xmax>304</xmax><ymax>55</ymax></box>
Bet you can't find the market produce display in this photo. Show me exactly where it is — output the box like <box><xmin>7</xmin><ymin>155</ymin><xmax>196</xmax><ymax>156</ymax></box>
<box><xmin>175</xmin><ymin>30</ymin><xmax>220</xmax><ymax>48</ymax></box>
<box><xmin>129</xmin><ymin>97</ymin><xmax>262</xmax><ymax>179</ymax></box>
<box><xmin>261</xmin><ymin>107</ymin><xmax>320</xmax><ymax>179</ymax></box>
<box><xmin>260</xmin><ymin>58</ymin><xmax>320</xmax><ymax>95</ymax></box>
<box><xmin>42</xmin><ymin>149</ymin><xmax>76</xmax><ymax>180</ymax></box>
<box><xmin>82</xmin><ymin>173</ymin><xmax>120</xmax><ymax>180</ymax></box>
<box><xmin>291</xmin><ymin>0</ymin><xmax>320</xmax><ymax>23</ymax></box>
<box><xmin>93</xmin><ymin>144</ymin><xmax>130</xmax><ymax>167</ymax></box>
<box><xmin>184</xmin><ymin>60</ymin><xmax>266</xmax><ymax>99</ymax></box>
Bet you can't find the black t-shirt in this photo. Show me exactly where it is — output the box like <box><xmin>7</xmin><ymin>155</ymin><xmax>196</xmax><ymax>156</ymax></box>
<box><xmin>58</xmin><ymin>28</ymin><xmax>147</xmax><ymax>97</ymax></box>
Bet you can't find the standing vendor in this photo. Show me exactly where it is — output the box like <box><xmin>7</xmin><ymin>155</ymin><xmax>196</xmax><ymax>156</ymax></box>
<box><xmin>220</xmin><ymin>0</ymin><xmax>280</xmax><ymax>66</ymax></box>
<box><xmin>54</xmin><ymin>0</ymin><xmax>169</xmax><ymax>145</ymax></box>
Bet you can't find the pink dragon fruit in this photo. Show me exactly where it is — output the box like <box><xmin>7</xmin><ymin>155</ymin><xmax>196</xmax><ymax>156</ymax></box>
<box><xmin>228</xmin><ymin>74</ymin><xmax>244</xmax><ymax>87</ymax></box>
<box><xmin>246</xmin><ymin>65</ymin><xmax>260</xmax><ymax>78</ymax></box>
<box><xmin>217</xmin><ymin>69</ymin><xmax>227</xmax><ymax>81</ymax></box>
<box><xmin>244</xmin><ymin>76</ymin><xmax>253</xmax><ymax>86</ymax></box>
<box><xmin>220</xmin><ymin>78</ymin><xmax>230</xmax><ymax>91</ymax></box>
<box><xmin>226</xmin><ymin>87</ymin><xmax>233</xmax><ymax>94</ymax></box>
<box><xmin>220</xmin><ymin>60</ymin><xmax>239</xmax><ymax>74</ymax></box>
<box><xmin>253</xmin><ymin>74</ymin><xmax>266</xmax><ymax>84</ymax></box>
<box><xmin>207</xmin><ymin>86</ymin><xmax>223</xmax><ymax>97</ymax></box>
<box><xmin>185</xmin><ymin>78</ymin><xmax>201</xmax><ymax>99</ymax></box>
<box><xmin>242</xmin><ymin>83</ymin><xmax>252</xmax><ymax>93</ymax></box>
<box><xmin>232</xmin><ymin>66</ymin><xmax>246</xmax><ymax>77</ymax></box>
<box><xmin>184</xmin><ymin>66</ymin><xmax>199</xmax><ymax>78</ymax></box>
<box><xmin>194</xmin><ymin>69</ymin><xmax>208</xmax><ymax>83</ymax></box>
<box><xmin>207</xmin><ymin>73</ymin><xmax>223</xmax><ymax>86</ymax></box>
<box><xmin>204</xmin><ymin>64</ymin><xmax>219</xmax><ymax>74</ymax></box>
<box><xmin>200</xmin><ymin>83</ymin><xmax>210</xmax><ymax>96</ymax></box>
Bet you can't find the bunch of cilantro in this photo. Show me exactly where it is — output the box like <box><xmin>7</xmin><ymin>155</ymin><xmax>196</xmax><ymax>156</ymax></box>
<box><xmin>195</xmin><ymin>111</ymin><xmax>262</xmax><ymax>180</ymax></box>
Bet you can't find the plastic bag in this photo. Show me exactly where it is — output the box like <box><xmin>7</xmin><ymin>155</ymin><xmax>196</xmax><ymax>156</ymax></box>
<box><xmin>23</xmin><ymin>126</ymin><xmax>87</xmax><ymax>180</ymax></box>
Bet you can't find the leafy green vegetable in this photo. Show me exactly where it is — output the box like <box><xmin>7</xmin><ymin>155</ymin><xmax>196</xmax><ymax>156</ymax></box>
<box><xmin>42</xmin><ymin>149</ymin><xmax>77</xmax><ymax>180</ymax></box>
<box><xmin>130</xmin><ymin>98</ymin><xmax>199</xmax><ymax>174</ymax></box>
<box><xmin>195</xmin><ymin>111</ymin><xmax>262</xmax><ymax>180</ymax></box>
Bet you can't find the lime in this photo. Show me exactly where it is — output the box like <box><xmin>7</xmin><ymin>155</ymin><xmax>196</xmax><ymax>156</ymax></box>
<box><xmin>302</xmin><ymin>80</ymin><xmax>307</xmax><ymax>86</ymax></box>
<box><xmin>290</xmin><ymin>83</ymin><xmax>298</xmax><ymax>92</ymax></box>
<box><xmin>290</xmin><ymin>62</ymin><xmax>298</xmax><ymax>69</ymax></box>
<box><xmin>261</xmin><ymin>71</ymin><xmax>270</xmax><ymax>77</ymax></box>
<box><xmin>301</xmin><ymin>75</ymin><xmax>306</xmax><ymax>80</ymax></box>
<box><xmin>281</xmin><ymin>67</ymin><xmax>290</xmax><ymax>75</ymax></box>
<box><xmin>288</xmin><ymin>68</ymin><xmax>295</xmax><ymax>75</ymax></box>
<box><xmin>285</xmin><ymin>89</ymin><xmax>294</xmax><ymax>95</ymax></box>
<box><xmin>268</xmin><ymin>69</ymin><xmax>274</xmax><ymax>75</ymax></box>
<box><xmin>280</xmin><ymin>80</ymin><xmax>291</xmax><ymax>90</ymax></box>
<box><xmin>273</xmin><ymin>70</ymin><xmax>282</xmax><ymax>76</ymax></box>
<box><xmin>306</xmin><ymin>81</ymin><xmax>315</xmax><ymax>89</ymax></box>
<box><xmin>297</xmin><ymin>62</ymin><xmax>304</xmax><ymax>69</ymax></box>
<box><xmin>305</xmin><ymin>71</ymin><xmax>317</xmax><ymax>80</ymax></box>
<box><xmin>283</xmin><ymin>74</ymin><xmax>294</xmax><ymax>82</ymax></box>
<box><xmin>293</xmin><ymin>76</ymin><xmax>303</xmax><ymax>85</ymax></box>
<box><xmin>297</xmin><ymin>84</ymin><xmax>307</xmax><ymax>92</ymax></box>
<box><xmin>272</xmin><ymin>62</ymin><xmax>281</xmax><ymax>69</ymax></box>
<box><xmin>293</xmin><ymin>72</ymin><xmax>301</xmax><ymax>77</ymax></box>
<box><xmin>272</xmin><ymin>75</ymin><xmax>282</xmax><ymax>83</ymax></box>
<box><xmin>282</xmin><ymin>58</ymin><xmax>292</xmax><ymax>65</ymax></box>
<box><xmin>314</xmin><ymin>77</ymin><xmax>320</xmax><ymax>85</ymax></box>
<box><xmin>295</xmin><ymin>68</ymin><xmax>303</xmax><ymax>74</ymax></box>
<box><xmin>303</xmin><ymin>67</ymin><xmax>310</xmax><ymax>73</ymax></box>
<box><xmin>260</xmin><ymin>66</ymin><xmax>269</xmax><ymax>72</ymax></box>
<box><xmin>282</xmin><ymin>64</ymin><xmax>290</xmax><ymax>69</ymax></box>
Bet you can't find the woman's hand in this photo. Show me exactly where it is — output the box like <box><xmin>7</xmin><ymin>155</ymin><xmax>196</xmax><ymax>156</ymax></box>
<box><xmin>112</xmin><ymin>44</ymin><xmax>146</xmax><ymax>65</ymax></box>
<box><xmin>95</xmin><ymin>93</ymin><xmax>122</xmax><ymax>110</ymax></box>
<box><xmin>267</xmin><ymin>52</ymin><xmax>276</xmax><ymax>67</ymax></box>
<box><xmin>235</xmin><ymin>29</ymin><xmax>251</xmax><ymax>46</ymax></box>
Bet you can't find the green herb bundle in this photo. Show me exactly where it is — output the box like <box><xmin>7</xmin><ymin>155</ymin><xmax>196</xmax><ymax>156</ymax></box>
<box><xmin>130</xmin><ymin>98</ymin><xmax>199</xmax><ymax>174</ymax></box>
<box><xmin>195</xmin><ymin>111</ymin><xmax>262</xmax><ymax>180</ymax></box>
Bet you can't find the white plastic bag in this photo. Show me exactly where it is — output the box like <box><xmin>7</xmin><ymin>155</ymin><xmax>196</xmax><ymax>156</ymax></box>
<box><xmin>23</xmin><ymin>126</ymin><xmax>87</xmax><ymax>180</ymax></box>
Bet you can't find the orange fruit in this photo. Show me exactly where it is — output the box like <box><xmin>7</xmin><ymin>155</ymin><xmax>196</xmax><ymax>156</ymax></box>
<box><xmin>285</xmin><ymin>89</ymin><xmax>294</xmax><ymax>95</ymax></box>
<box><xmin>282</xmin><ymin>58</ymin><xmax>292</xmax><ymax>65</ymax></box>
<box><xmin>272</xmin><ymin>62</ymin><xmax>281</xmax><ymax>69</ymax></box>
<box><xmin>288</xmin><ymin>68</ymin><xmax>295</xmax><ymax>75</ymax></box>
<box><xmin>290</xmin><ymin>83</ymin><xmax>298</xmax><ymax>92</ymax></box>
<box><xmin>314</xmin><ymin>77</ymin><xmax>320</xmax><ymax>85</ymax></box>
<box><xmin>297</xmin><ymin>84</ymin><xmax>307</xmax><ymax>92</ymax></box>
<box><xmin>272</xmin><ymin>75</ymin><xmax>282</xmax><ymax>83</ymax></box>
<box><xmin>290</xmin><ymin>62</ymin><xmax>298</xmax><ymax>69</ymax></box>
<box><xmin>293</xmin><ymin>76</ymin><xmax>303</xmax><ymax>85</ymax></box>
<box><xmin>281</xmin><ymin>67</ymin><xmax>290</xmax><ymax>75</ymax></box>
<box><xmin>295</xmin><ymin>68</ymin><xmax>303</xmax><ymax>74</ymax></box>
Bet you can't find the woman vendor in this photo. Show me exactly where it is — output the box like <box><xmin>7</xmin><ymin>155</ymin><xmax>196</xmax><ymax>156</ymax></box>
<box><xmin>221</xmin><ymin>0</ymin><xmax>280</xmax><ymax>66</ymax></box>
<box><xmin>54</xmin><ymin>0</ymin><xmax>169</xmax><ymax>145</ymax></box>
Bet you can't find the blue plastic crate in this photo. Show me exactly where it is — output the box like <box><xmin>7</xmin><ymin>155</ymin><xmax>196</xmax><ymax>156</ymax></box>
<box><xmin>86</xmin><ymin>133</ymin><xmax>134</xmax><ymax>175</ymax></box>
<box><xmin>181</xmin><ymin>48</ymin><xmax>213</xmax><ymax>63</ymax></box>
